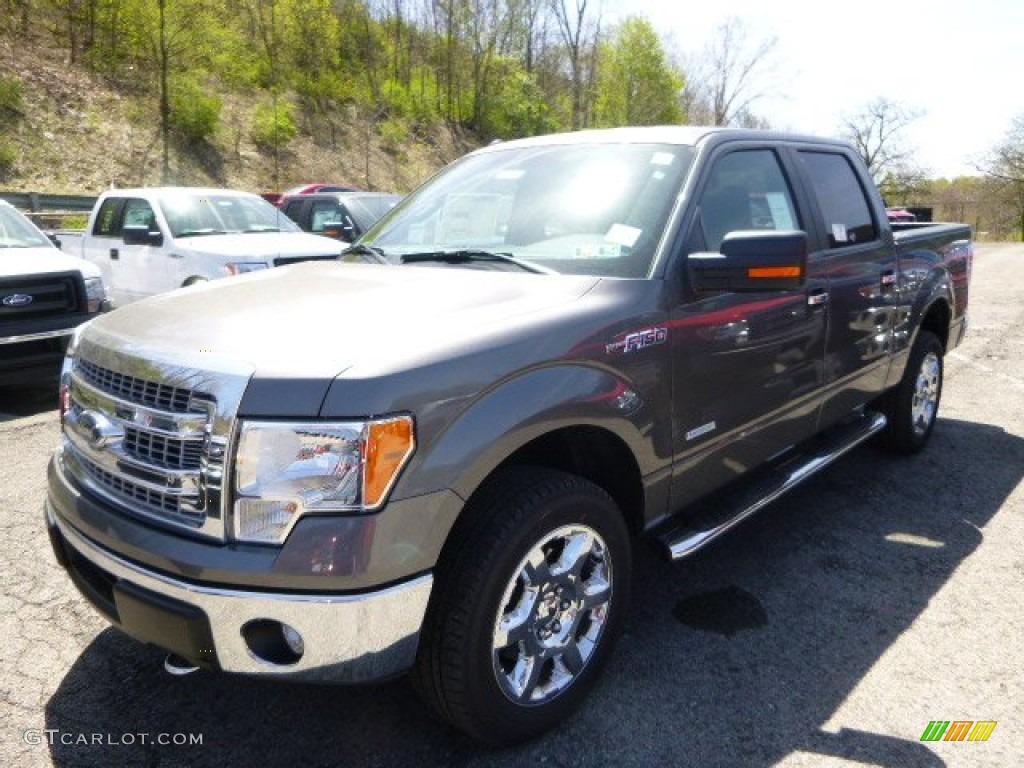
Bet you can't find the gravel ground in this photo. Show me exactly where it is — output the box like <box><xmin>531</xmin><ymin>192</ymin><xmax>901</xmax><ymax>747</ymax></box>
<box><xmin>1</xmin><ymin>243</ymin><xmax>1021</xmax><ymax>767</ymax></box>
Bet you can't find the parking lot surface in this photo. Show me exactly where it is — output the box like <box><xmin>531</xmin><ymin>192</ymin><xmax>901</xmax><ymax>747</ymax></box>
<box><xmin>1</xmin><ymin>244</ymin><xmax>1021</xmax><ymax>767</ymax></box>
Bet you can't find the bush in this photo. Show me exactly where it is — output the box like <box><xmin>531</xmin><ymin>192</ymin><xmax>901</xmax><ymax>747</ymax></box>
<box><xmin>0</xmin><ymin>74</ymin><xmax>23</xmax><ymax>124</ymax></box>
<box><xmin>0</xmin><ymin>142</ymin><xmax>16</xmax><ymax>177</ymax></box>
<box><xmin>251</xmin><ymin>99</ymin><xmax>297</xmax><ymax>150</ymax></box>
<box><xmin>170</xmin><ymin>78</ymin><xmax>221</xmax><ymax>143</ymax></box>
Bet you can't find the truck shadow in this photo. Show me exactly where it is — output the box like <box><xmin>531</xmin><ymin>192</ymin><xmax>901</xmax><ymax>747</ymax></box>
<box><xmin>43</xmin><ymin>418</ymin><xmax>1021</xmax><ymax>767</ymax></box>
<box><xmin>0</xmin><ymin>382</ymin><xmax>59</xmax><ymax>421</ymax></box>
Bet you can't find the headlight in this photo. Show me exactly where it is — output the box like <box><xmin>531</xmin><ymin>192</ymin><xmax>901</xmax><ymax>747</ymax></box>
<box><xmin>233</xmin><ymin>415</ymin><xmax>415</xmax><ymax>544</ymax></box>
<box><xmin>83</xmin><ymin>276</ymin><xmax>107</xmax><ymax>313</ymax></box>
<box><xmin>225</xmin><ymin>262</ymin><xmax>269</xmax><ymax>276</ymax></box>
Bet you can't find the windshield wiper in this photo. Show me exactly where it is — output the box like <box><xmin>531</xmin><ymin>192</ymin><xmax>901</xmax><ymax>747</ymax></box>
<box><xmin>244</xmin><ymin>225</ymin><xmax>280</xmax><ymax>233</ymax></box>
<box><xmin>400</xmin><ymin>249</ymin><xmax>551</xmax><ymax>274</ymax></box>
<box><xmin>341</xmin><ymin>243</ymin><xmax>389</xmax><ymax>264</ymax></box>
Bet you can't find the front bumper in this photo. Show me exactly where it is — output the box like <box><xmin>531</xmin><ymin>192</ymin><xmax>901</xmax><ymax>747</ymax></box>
<box><xmin>46</xmin><ymin>500</ymin><xmax>433</xmax><ymax>683</ymax></box>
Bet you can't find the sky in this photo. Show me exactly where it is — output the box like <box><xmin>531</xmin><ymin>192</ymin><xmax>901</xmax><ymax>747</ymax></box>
<box><xmin>604</xmin><ymin>0</ymin><xmax>1024</xmax><ymax>178</ymax></box>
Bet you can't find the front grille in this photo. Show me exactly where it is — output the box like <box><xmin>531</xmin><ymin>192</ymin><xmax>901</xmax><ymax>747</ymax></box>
<box><xmin>76</xmin><ymin>451</ymin><xmax>198</xmax><ymax>523</ymax></box>
<box><xmin>0</xmin><ymin>272</ymin><xmax>82</xmax><ymax>320</ymax></box>
<box><xmin>123</xmin><ymin>427</ymin><xmax>204</xmax><ymax>471</ymax></box>
<box><xmin>63</xmin><ymin>353</ymin><xmax>229</xmax><ymax>540</ymax></box>
<box><xmin>77</xmin><ymin>358</ymin><xmax>196</xmax><ymax>413</ymax></box>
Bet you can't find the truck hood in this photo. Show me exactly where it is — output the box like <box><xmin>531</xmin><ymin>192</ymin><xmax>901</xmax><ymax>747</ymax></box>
<box><xmin>173</xmin><ymin>231</ymin><xmax>340</xmax><ymax>259</ymax></box>
<box><xmin>84</xmin><ymin>261</ymin><xmax>599</xmax><ymax>381</ymax></box>
<box><xmin>0</xmin><ymin>246</ymin><xmax>102</xmax><ymax>279</ymax></box>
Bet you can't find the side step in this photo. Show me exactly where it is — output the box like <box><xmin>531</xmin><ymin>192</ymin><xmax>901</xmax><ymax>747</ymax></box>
<box><xmin>656</xmin><ymin>411</ymin><xmax>887</xmax><ymax>560</ymax></box>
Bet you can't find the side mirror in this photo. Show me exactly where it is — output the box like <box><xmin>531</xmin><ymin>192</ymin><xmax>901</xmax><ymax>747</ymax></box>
<box><xmin>122</xmin><ymin>224</ymin><xmax>164</xmax><ymax>247</ymax></box>
<box><xmin>688</xmin><ymin>230</ymin><xmax>808</xmax><ymax>293</ymax></box>
<box><xmin>47</xmin><ymin>233</ymin><xmax>62</xmax><ymax>249</ymax></box>
<box><xmin>321</xmin><ymin>220</ymin><xmax>357</xmax><ymax>242</ymax></box>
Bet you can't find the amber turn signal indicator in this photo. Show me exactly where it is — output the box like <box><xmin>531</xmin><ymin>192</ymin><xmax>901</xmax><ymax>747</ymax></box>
<box><xmin>748</xmin><ymin>266</ymin><xmax>802</xmax><ymax>279</ymax></box>
<box><xmin>363</xmin><ymin>416</ymin><xmax>415</xmax><ymax>507</ymax></box>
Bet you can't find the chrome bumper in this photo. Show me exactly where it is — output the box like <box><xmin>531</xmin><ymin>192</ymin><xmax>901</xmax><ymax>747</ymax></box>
<box><xmin>47</xmin><ymin>502</ymin><xmax>432</xmax><ymax>683</ymax></box>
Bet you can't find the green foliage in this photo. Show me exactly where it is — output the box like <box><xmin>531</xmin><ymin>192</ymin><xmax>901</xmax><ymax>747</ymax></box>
<box><xmin>593</xmin><ymin>17</ymin><xmax>683</xmax><ymax>128</ymax></box>
<box><xmin>0</xmin><ymin>74</ymin><xmax>23</xmax><ymax>123</ymax></box>
<box><xmin>170</xmin><ymin>78</ymin><xmax>221</xmax><ymax>143</ymax></box>
<box><xmin>378</xmin><ymin>119</ymin><xmax>410</xmax><ymax>155</ymax></box>
<box><xmin>0</xmin><ymin>141</ymin><xmax>15</xmax><ymax>177</ymax></box>
<box><xmin>251</xmin><ymin>99</ymin><xmax>298</xmax><ymax>149</ymax></box>
<box><xmin>476</xmin><ymin>61</ymin><xmax>553</xmax><ymax>139</ymax></box>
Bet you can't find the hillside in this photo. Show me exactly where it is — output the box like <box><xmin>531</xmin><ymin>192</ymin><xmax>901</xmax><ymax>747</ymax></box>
<box><xmin>0</xmin><ymin>32</ymin><xmax>473</xmax><ymax>197</ymax></box>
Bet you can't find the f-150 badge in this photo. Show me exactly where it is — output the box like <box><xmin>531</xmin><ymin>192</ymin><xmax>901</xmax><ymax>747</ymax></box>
<box><xmin>606</xmin><ymin>326</ymin><xmax>668</xmax><ymax>355</ymax></box>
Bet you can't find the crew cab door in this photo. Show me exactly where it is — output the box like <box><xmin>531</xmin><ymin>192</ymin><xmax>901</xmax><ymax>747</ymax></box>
<box><xmin>668</xmin><ymin>146</ymin><xmax>828</xmax><ymax>508</ymax></box>
<box><xmin>83</xmin><ymin>196</ymin><xmax>166</xmax><ymax>305</ymax></box>
<box><xmin>790</xmin><ymin>149</ymin><xmax>899</xmax><ymax>428</ymax></box>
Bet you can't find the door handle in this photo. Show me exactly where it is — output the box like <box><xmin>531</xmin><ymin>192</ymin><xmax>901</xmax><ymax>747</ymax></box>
<box><xmin>807</xmin><ymin>290</ymin><xmax>829</xmax><ymax>307</ymax></box>
<box><xmin>110</xmin><ymin>248</ymin><xmax>119</xmax><ymax>260</ymax></box>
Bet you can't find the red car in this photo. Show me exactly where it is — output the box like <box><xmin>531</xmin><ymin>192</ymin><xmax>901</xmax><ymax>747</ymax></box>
<box><xmin>275</xmin><ymin>182</ymin><xmax>360</xmax><ymax>208</ymax></box>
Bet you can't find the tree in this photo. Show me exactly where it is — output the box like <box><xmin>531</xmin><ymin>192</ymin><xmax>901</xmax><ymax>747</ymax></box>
<box><xmin>594</xmin><ymin>17</ymin><xmax>682</xmax><ymax>127</ymax></box>
<box><xmin>840</xmin><ymin>97</ymin><xmax>924</xmax><ymax>186</ymax></box>
<box><xmin>980</xmin><ymin>113</ymin><xmax>1024</xmax><ymax>240</ymax></box>
<box><xmin>681</xmin><ymin>16</ymin><xmax>777</xmax><ymax>127</ymax></box>
<box><xmin>550</xmin><ymin>0</ymin><xmax>601</xmax><ymax>130</ymax></box>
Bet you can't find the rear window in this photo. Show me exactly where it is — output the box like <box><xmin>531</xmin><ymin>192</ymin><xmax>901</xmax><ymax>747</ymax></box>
<box><xmin>797</xmin><ymin>151</ymin><xmax>877</xmax><ymax>247</ymax></box>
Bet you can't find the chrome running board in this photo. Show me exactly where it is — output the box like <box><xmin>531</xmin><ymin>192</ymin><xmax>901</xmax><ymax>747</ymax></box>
<box><xmin>657</xmin><ymin>411</ymin><xmax>887</xmax><ymax>560</ymax></box>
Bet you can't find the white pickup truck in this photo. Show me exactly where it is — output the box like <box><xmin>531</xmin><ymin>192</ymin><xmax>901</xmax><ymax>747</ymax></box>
<box><xmin>55</xmin><ymin>187</ymin><xmax>343</xmax><ymax>305</ymax></box>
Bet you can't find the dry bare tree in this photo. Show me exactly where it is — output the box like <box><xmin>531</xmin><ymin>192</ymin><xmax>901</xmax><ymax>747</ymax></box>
<box><xmin>840</xmin><ymin>97</ymin><xmax>923</xmax><ymax>185</ymax></box>
<box><xmin>681</xmin><ymin>16</ymin><xmax>777</xmax><ymax>127</ymax></box>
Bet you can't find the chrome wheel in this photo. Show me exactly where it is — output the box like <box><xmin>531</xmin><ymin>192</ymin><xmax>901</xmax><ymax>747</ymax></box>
<box><xmin>911</xmin><ymin>351</ymin><xmax>941</xmax><ymax>437</ymax></box>
<box><xmin>492</xmin><ymin>524</ymin><xmax>612</xmax><ymax>705</ymax></box>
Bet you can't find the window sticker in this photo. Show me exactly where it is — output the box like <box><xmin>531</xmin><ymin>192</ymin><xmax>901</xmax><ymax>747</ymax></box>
<box><xmin>651</xmin><ymin>152</ymin><xmax>675</xmax><ymax>166</ymax></box>
<box><xmin>831</xmin><ymin>222</ymin><xmax>848</xmax><ymax>243</ymax></box>
<box><xmin>764</xmin><ymin>193</ymin><xmax>795</xmax><ymax>230</ymax></box>
<box><xmin>439</xmin><ymin>194</ymin><xmax>503</xmax><ymax>241</ymax></box>
<box><xmin>574</xmin><ymin>243</ymin><xmax>622</xmax><ymax>259</ymax></box>
<box><xmin>606</xmin><ymin>223</ymin><xmax>641</xmax><ymax>248</ymax></box>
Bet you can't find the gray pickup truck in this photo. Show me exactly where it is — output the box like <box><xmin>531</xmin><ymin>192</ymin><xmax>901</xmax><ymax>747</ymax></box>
<box><xmin>45</xmin><ymin>127</ymin><xmax>971</xmax><ymax>744</ymax></box>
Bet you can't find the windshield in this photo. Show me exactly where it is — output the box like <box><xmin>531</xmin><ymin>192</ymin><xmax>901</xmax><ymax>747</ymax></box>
<box><xmin>158</xmin><ymin>192</ymin><xmax>301</xmax><ymax>238</ymax></box>
<box><xmin>365</xmin><ymin>142</ymin><xmax>695</xmax><ymax>277</ymax></box>
<box><xmin>0</xmin><ymin>204</ymin><xmax>53</xmax><ymax>249</ymax></box>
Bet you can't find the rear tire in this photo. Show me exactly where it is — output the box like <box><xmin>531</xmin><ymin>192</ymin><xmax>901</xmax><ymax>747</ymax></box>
<box><xmin>412</xmin><ymin>466</ymin><xmax>631</xmax><ymax>744</ymax></box>
<box><xmin>877</xmin><ymin>330</ymin><xmax>944</xmax><ymax>454</ymax></box>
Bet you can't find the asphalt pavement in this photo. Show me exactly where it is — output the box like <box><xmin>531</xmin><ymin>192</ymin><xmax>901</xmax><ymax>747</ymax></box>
<box><xmin>1</xmin><ymin>244</ymin><xmax>1021</xmax><ymax>767</ymax></box>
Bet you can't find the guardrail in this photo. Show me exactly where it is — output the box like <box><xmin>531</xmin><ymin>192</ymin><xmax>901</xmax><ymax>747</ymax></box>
<box><xmin>0</xmin><ymin>191</ymin><xmax>97</xmax><ymax>213</ymax></box>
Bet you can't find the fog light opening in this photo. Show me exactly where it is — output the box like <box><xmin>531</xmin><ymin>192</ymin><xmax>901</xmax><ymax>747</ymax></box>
<box><xmin>241</xmin><ymin>619</ymin><xmax>304</xmax><ymax>665</ymax></box>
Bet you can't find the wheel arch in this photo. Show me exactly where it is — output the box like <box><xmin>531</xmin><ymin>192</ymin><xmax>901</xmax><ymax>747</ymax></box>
<box><xmin>919</xmin><ymin>296</ymin><xmax>951</xmax><ymax>353</ymax></box>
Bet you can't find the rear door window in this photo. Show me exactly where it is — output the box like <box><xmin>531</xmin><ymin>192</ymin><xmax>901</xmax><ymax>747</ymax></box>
<box><xmin>797</xmin><ymin>151</ymin><xmax>878</xmax><ymax>247</ymax></box>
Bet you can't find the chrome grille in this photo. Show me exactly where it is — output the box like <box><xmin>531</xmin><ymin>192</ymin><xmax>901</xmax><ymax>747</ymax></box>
<box><xmin>73</xmin><ymin>451</ymin><xmax>202</xmax><ymax>526</ymax></box>
<box><xmin>77</xmin><ymin>358</ymin><xmax>195</xmax><ymax>413</ymax></box>
<box><xmin>123</xmin><ymin>428</ymin><xmax>204</xmax><ymax>471</ymax></box>
<box><xmin>62</xmin><ymin>352</ymin><xmax>232</xmax><ymax>541</ymax></box>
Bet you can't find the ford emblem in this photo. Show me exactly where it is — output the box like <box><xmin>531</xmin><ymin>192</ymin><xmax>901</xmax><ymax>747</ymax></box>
<box><xmin>2</xmin><ymin>293</ymin><xmax>33</xmax><ymax>307</ymax></box>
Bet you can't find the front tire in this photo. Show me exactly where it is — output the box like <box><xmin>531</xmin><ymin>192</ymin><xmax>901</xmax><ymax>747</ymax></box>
<box><xmin>412</xmin><ymin>467</ymin><xmax>632</xmax><ymax>744</ymax></box>
<box><xmin>878</xmin><ymin>330</ymin><xmax>944</xmax><ymax>453</ymax></box>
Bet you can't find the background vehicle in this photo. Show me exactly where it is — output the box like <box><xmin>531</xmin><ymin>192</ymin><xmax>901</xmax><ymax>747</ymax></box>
<box><xmin>55</xmin><ymin>187</ymin><xmax>342</xmax><ymax>304</ymax></box>
<box><xmin>46</xmin><ymin>127</ymin><xmax>971</xmax><ymax>745</ymax></box>
<box><xmin>279</xmin><ymin>191</ymin><xmax>402</xmax><ymax>241</ymax></box>
<box><xmin>274</xmin><ymin>182</ymin><xmax>361</xmax><ymax>209</ymax></box>
<box><xmin>0</xmin><ymin>199</ymin><xmax>110</xmax><ymax>386</ymax></box>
